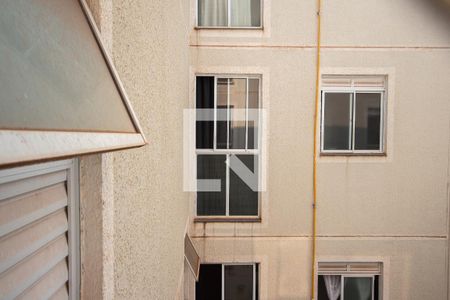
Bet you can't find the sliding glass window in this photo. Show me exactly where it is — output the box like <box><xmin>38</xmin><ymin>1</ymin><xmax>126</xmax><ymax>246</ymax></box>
<box><xmin>321</xmin><ymin>89</ymin><xmax>384</xmax><ymax>154</ymax></box>
<box><xmin>196</xmin><ymin>263</ymin><xmax>259</xmax><ymax>300</ymax></box>
<box><xmin>196</xmin><ymin>76</ymin><xmax>260</xmax><ymax>217</ymax></box>
<box><xmin>197</xmin><ymin>0</ymin><xmax>262</xmax><ymax>28</ymax></box>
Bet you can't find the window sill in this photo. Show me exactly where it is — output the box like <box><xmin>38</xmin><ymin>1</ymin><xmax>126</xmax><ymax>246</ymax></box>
<box><xmin>194</xmin><ymin>216</ymin><xmax>261</xmax><ymax>223</ymax></box>
<box><xmin>320</xmin><ymin>152</ymin><xmax>386</xmax><ymax>157</ymax></box>
<box><xmin>194</xmin><ymin>26</ymin><xmax>263</xmax><ymax>30</ymax></box>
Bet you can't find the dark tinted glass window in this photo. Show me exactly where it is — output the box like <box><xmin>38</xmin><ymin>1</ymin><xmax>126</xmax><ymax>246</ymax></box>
<box><xmin>229</xmin><ymin>155</ymin><xmax>258</xmax><ymax>216</ymax></box>
<box><xmin>196</xmin><ymin>264</ymin><xmax>222</xmax><ymax>300</ymax></box>
<box><xmin>229</xmin><ymin>79</ymin><xmax>247</xmax><ymax>149</ymax></box>
<box><xmin>354</xmin><ymin>93</ymin><xmax>381</xmax><ymax>150</ymax></box>
<box><xmin>374</xmin><ymin>275</ymin><xmax>379</xmax><ymax>300</ymax></box>
<box><xmin>197</xmin><ymin>155</ymin><xmax>227</xmax><ymax>215</ymax></box>
<box><xmin>196</xmin><ymin>77</ymin><xmax>214</xmax><ymax>149</ymax></box>
<box><xmin>323</xmin><ymin>93</ymin><xmax>352</xmax><ymax>150</ymax></box>
<box><xmin>343</xmin><ymin>277</ymin><xmax>372</xmax><ymax>300</ymax></box>
<box><xmin>247</xmin><ymin>78</ymin><xmax>260</xmax><ymax>149</ymax></box>
<box><xmin>318</xmin><ymin>275</ymin><xmax>341</xmax><ymax>300</ymax></box>
<box><xmin>217</xmin><ymin>79</ymin><xmax>229</xmax><ymax>149</ymax></box>
<box><xmin>224</xmin><ymin>265</ymin><xmax>254</xmax><ymax>300</ymax></box>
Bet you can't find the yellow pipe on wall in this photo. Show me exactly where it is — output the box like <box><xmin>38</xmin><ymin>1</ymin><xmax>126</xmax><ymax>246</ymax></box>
<box><xmin>311</xmin><ymin>0</ymin><xmax>321</xmax><ymax>299</ymax></box>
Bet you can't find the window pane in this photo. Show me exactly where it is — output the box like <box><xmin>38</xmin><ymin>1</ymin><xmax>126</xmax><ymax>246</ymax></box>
<box><xmin>196</xmin><ymin>77</ymin><xmax>214</xmax><ymax>149</ymax></box>
<box><xmin>230</xmin><ymin>0</ymin><xmax>261</xmax><ymax>27</ymax></box>
<box><xmin>374</xmin><ymin>276</ymin><xmax>379</xmax><ymax>300</ymax></box>
<box><xmin>355</xmin><ymin>93</ymin><xmax>381</xmax><ymax>150</ymax></box>
<box><xmin>0</xmin><ymin>0</ymin><xmax>136</xmax><ymax>132</ymax></box>
<box><xmin>217</xmin><ymin>78</ymin><xmax>229</xmax><ymax>149</ymax></box>
<box><xmin>197</xmin><ymin>155</ymin><xmax>226</xmax><ymax>215</ymax></box>
<box><xmin>247</xmin><ymin>79</ymin><xmax>259</xmax><ymax>149</ymax></box>
<box><xmin>323</xmin><ymin>93</ymin><xmax>352</xmax><ymax>150</ymax></box>
<box><xmin>229</xmin><ymin>155</ymin><xmax>258</xmax><ymax>216</ymax></box>
<box><xmin>318</xmin><ymin>276</ymin><xmax>330</xmax><ymax>300</ymax></box>
<box><xmin>318</xmin><ymin>275</ymin><xmax>341</xmax><ymax>300</ymax></box>
<box><xmin>343</xmin><ymin>277</ymin><xmax>372</xmax><ymax>300</ymax></box>
<box><xmin>198</xmin><ymin>0</ymin><xmax>228</xmax><ymax>27</ymax></box>
<box><xmin>196</xmin><ymin>264</ymin><xmax>222</xmax><ymax>300</ymax></box>
<box><xmin>225</xmin><ymin>265</ymin><xmax>254</xmax><ymax>300</ymax></box>
<box><xmin>229</xmin><ymin>79</ymin><xmax>247</xmax><ymax>149</ymax></box>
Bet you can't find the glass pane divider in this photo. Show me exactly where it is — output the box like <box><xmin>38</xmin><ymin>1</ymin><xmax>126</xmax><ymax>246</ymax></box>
<box><xmin>227</xmin><ymin>78</ymin><xmax>230</xmax><ymax>150</ymax></box>
<box><xmin>351</xmin><ymin>91</ymin><xmax>356</xmax><ymax>151</ymax></box>
<box><xmin>221</xmin><ymin>264</ymin><xmax>225</xmax><ymax>300</ymax></box>
<box><xmin>227</xmin><ymin>0</ymin><xmax>231</xmax><ymax>27</ymax></box>
<box><xmin>380</xmin><ymin>91</ymin><xmax>385</xmax><ymax>153</ymax></box>
<box><xmin>320</xmin><ymin>91</ymin><xmax>325</xmax><ymax>152</ymax></box>
<box><xmin>252</xmin><ymin>263</ymin><xmax>256</xmax><ymax>300</ymax></box>
<box><xmin>245</xmin><ymin>78</ymin><xmax>249</xmax><ymax>151</ymax></box>
<box><xmin>214</xmin><ymin>77</ymin><xmax>218</xmax><ymax>151</ymax></box>
<box><xmin>225</xmin><ymin>154</ymin><xmax>230</xmax><ymax>216</ymax></box>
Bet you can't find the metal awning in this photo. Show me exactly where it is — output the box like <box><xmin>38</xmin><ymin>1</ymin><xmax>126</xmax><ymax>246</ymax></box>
<box><xmin>0</xmin><ymin>0</ymin><xmax>146</xmax><ymax>168</ymax></box>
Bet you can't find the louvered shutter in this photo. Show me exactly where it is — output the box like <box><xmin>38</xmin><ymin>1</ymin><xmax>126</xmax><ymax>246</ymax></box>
<box><xmin>321</xmin><ymin>75</ymin><xmax>386</xmax><ymax>89</ymax></box>
<box><xmin>0</xmin><ymin>160</ymin><xmax>78</xmax><ymax>300</ymax></box>
<box><xmin>318</xmin><ymin>262</ymin><xmax>382</xmax><ymax>275</ymax></box>
<box><xmin>184</xmin><ymin>234</ymin><xmax>200</xmax><ymax>281</ymax></box>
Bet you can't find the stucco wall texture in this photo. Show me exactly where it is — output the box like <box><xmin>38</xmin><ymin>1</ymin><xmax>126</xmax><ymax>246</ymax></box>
<box><xmin>110</xmin><ymin>0</ymin><xmax>191</xmax><ymax>299</ymax></box>
<box><xmin>82</xmin><ymin>0</ymin><xmax>191</xmax><ymax>299</ymax></box>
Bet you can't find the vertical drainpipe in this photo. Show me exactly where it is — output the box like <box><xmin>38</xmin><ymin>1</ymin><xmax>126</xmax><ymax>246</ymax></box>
<box><xmin>311</xmin><ymin>0</ymin><xmax>322</xmax><ymax>299</ymax></box>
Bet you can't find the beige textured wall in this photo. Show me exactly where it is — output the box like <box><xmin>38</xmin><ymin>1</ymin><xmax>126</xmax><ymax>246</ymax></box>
<box><xmin>80</xmin><ymin>1</ymin><xmax>115</xmax><ymax>299</ymax></box>
<box><xmin>81</xmin><ymin>0</ymin><xmax>191</xmax><ymax>299</ymax></box>
<box><xmin>110</xmin><ymin>0</ymin><xmax>191</xmax><ymax>299</ymax></box>
<box><xmin>193</xmin><ymin>237</ymin><xmax>448</xmax><ymax>299</ymax></box>
<box><xmin>190</xmin><ymin>0</ymin><xmax>450</xmax><ymax>299</ymax></box>
<box><xmin>79</xmin><ymin>154</ymin><xmax>104</xmax><ymax>300</ymax></box>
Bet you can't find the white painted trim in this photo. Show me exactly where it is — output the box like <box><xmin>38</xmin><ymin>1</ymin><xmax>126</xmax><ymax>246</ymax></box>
<box><xmin>68</xmin><ymin>159</ymin><xmax>80</xmax><ymax>300</ymax></box>
<box><xmin>0</xmin><ymin>131</ymin><xmax>144</xmax><ymax>168</ymax></box>
<box><xmin>196</xmin><ymin>149</ymin><xmax>259</xmax><ymax>155</ymax></box>
<box><xmin>79</xmin><ymin>0</ymin><xmax>146</xmax><ymax>139</ymax></box>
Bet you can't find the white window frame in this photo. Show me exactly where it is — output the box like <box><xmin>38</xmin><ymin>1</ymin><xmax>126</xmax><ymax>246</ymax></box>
<box><xmin>196</xmin><ymin>0</ymin><xmax>263</xmax><ymax>29</ymax></box>
<box><xmin>341</xmin><ymin>275</ymin><xmax>375</xmax><ymax>300</ymax></box>
<box><xmin>316</xmin><ymin>274</ymin><xmax>376</xmax><ymax>300</ymax></box>
<box><xmin>0</xmin><ymin>0</ymin><xmax>146</xmax><ymax>168</ymax></box>
<box><xmin>320</xmin><ymin>86</ymin><xmax>385</xmax><ymax>155</ymax></box>
<box><xmin>317</xmin><ymin>261</ymin><xmax>382</xmax><ymax>300</ymax></box>
<box><xmin>195</xmin><ymin>75</ymin><xmax>262</xmax><ymax>219</ymax></box>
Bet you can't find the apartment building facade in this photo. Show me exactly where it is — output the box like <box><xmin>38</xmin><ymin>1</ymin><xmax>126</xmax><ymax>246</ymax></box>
<box><xmin>0</xmin><ymin>0</ymin><xmax>449</xmax><ymax>300</ymax></box>
<box><xmin>187</xmin><ymin>0</ymin><xmax>450</xmax><ymax>299</ymax></box>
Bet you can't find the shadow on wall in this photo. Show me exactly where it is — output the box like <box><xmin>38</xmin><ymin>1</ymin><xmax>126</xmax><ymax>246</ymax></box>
<box><xmin>419</xmin><ymin>0</ymin><xmax>450</xmax><ymax>21</ymax></box>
